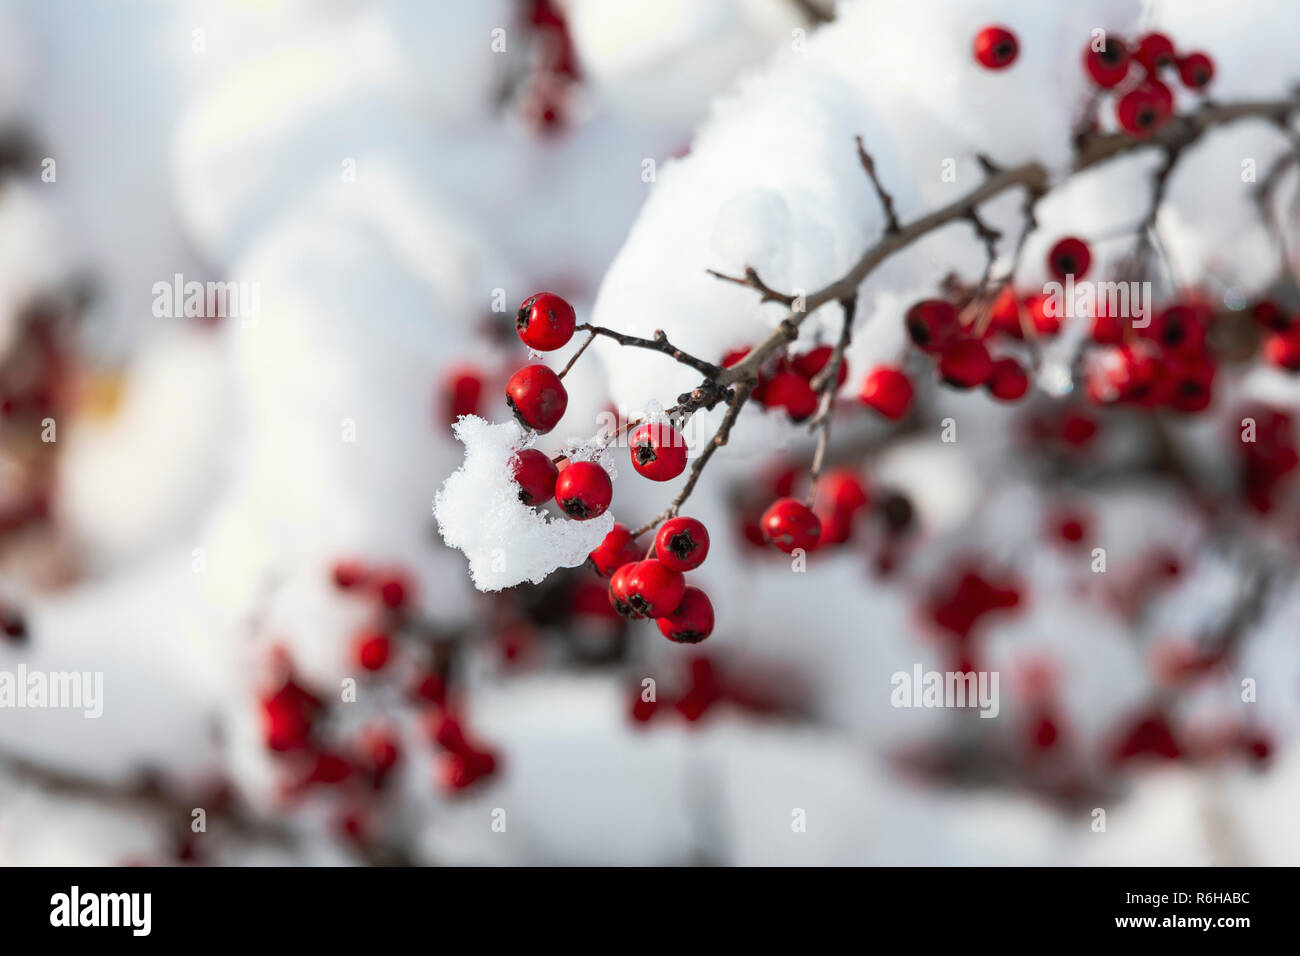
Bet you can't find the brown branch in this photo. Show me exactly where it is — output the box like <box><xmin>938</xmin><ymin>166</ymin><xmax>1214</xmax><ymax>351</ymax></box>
<box><xmin>855</xmin><ymin>136</ymin><xmax>900</xmax><ymax>233</ymax></box>
<box><xmin>717</xmin><ymin>95</ymin><xmax>1300</xmax><ymax>389</ymax></box>
<box><xmin>576</xmin><ymin>323</ymin><xmax>724</xmax><ymax>379</ymax></box>
<box><xmin>558</xmin><ymin>329</ymin><xmax>596</xmax><ymax>379</ymax></box>
<box><xmin>705</xmin><ymin>266</ymin><xmax>798</xmax><ymax>307</ymax></box>
<box><xmin>806</xmin><ymin>298</ymin><xmax>856</xmax><ymax>504</ymax></box>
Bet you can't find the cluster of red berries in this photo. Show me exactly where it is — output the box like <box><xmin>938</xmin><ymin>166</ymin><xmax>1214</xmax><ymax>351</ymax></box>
<box><xmin>506</xmin><ymin>292</ymin><xmax>617</xmax><ymax>519</ymax></box>
<box><xmin>1081</xmin><ymin>30</ymin><xmax>1214</xmax><ymax>136</ymax></box>
<box><xmin>973</xmin><ymin>24</ymin><xmax>1215</xmax><ymax>136</ymax></box>
<box><xmin>1258</xmin><ymin>300</ymin><xmax>1300</xmax><ymax>372</ymax></box>
<box><xmin>589</xmin><ymin>518</ymin><xmax>715</xmax><ymax>643</ymax></box>
<box><xmin>1084</xmin><ymin>301</ymin><xmax>1216</xmax><ymax>413</ymax></box>
<box><xmin>722</xmin><ymin>343</ymin><xmax>847</xmax><ymax>422</ymax></box>
<box><xmin>331</xmin><ymin>558</ymin><xmax>414</xmax><ymax>671</ymax></box>
<box><xmin>889</xmin><ymin>295</ymin><xmax>1037</xmax><ymax>404</ymax></box>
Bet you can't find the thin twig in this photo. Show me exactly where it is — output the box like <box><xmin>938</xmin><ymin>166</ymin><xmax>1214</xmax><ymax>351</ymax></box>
<box><xmin>705</xmin><ymin>266</ymin><xmax>798</xmax><ymax>307</ymax></box>
<box><xmin>806</xmin><ymin>298</ymin><xmax>856</xmax><ymax>504</ymax></box>
<box><xmin>855</xmin><ymin>136</ymin><xmax>900</xmax><ymax>233</ymax></box>
<box><xmin>558</xmin><ymin>329</ymin><xmax>596</xmax><ymax>379</ymax></box>
<box><xmin>576</xmin><ymin>323</ymin><xmax>723</xmax><ymax>378</ymax></box>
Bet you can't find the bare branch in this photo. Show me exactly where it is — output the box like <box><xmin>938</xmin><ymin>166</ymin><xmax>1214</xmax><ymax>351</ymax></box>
<box><xmin>576</xmin><ymin>322</ymin><xmax>723</xmax><ymax>378</ymax></box>
<box><xmin>855</xmin><ymin>136</ymin><xmax>901</xmax><ymax>233</ymax></box>
<box><xmin>705</xmin><ymin>266</ymin><xmax>798</xmax><ymax>307</ymax></box>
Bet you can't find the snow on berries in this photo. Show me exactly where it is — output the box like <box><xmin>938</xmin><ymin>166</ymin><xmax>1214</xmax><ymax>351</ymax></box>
<box><xmin>435</xmin><ymin>416</ymin><xmax>614</xmax><ymax>590</ymax></box>
<box><xmin>515</xmin><ymin>291</ymin><xmax>577</xmax><ymax>351</ymax></box>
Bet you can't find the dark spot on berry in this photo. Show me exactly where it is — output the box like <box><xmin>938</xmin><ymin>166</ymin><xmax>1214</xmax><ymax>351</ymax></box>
<box><xmin>880</xmin><ymin>492</ymin><xmax>914</xmax><ymax>532</ymax></box>
<box><xmin>995</xmin><ymin>42</ymin><xmax>1013</xmax><ymax>60</ymax></box>
<box><xmin>1100</xmin><ymin>45</ymin><xmax>1123</xmax><ymax>65</ymax></box>
<box><xmin>666</xmin><ymin>629</ymin><xmax>706</xmax><ymax>644</ymax></box>
<box><xmin>667</xmin><ymin>531</ymin><xmax>695</xmax><ymax>561</ymax></box>
<box><xmin>627</xmin><ymin>592</ymin><xmax>653</xmax><ymax>617</ymax></box>
<box><xmin>1178</xmin><ymin>379</ymin><xmax>1204</xmax><ymax>397</ymax></box>
<box><xmin>907</xmin><ymin>317</ymin><xmax>931</xmax><ymax>346</ymax></box>
<box><xmin>560</xmin><ymin>496</ymin><xmax>592</xmax><ymax>518</ymax></box>
<box><xmin>634</xmin><ymin>441</ymin><xmax>657</xmax><ymax>465</ymax></box>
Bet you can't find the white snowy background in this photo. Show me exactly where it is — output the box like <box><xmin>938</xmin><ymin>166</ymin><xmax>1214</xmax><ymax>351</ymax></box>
<box><xmin>0</xmin><ymin>0</ymin><xmax>1297</xmax><ymax>865</ymax></box>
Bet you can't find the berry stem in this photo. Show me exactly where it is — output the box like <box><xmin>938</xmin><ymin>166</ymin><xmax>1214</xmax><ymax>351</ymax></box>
<box><xmin>806</xmin><ymin>297</ymin><xmax>856</xmax><ymax>505</ymax></box>
<box><xmin>557</xmin><ymin>329</ymin><xmax>597</xmax><ymax>379</ymax></box>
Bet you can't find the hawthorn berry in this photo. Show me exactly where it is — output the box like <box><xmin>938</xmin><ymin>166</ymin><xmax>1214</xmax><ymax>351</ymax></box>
<box><xmin>761</xmin><ymin>369</ymin><xmax>819</xmax><ymax>421</ymax></box>
<box><xmin>611</xmin><ymin>559</ymin><xmax>685</xmax><ymax>619</ymax></box>
<box><xmin>353</xmin><ymin>630</ymin><xmax>392</xmax><ymax>671</ymax></box>
<box><xmin>554</xmin><ymin>461</ymin><xmax>612</xmax><ymax>519</ymax></box>
<box><xmin>1251</xmin><ymin>299</ymin><xmax>1291</xmax><ymax>331</ymax></box>
<box><xmin>260</xmin><ymin>678</ymin><xmax>323</xmax><ymax>752</ymax></box>
<box><xmin>0</xmin><ymin>606</ymin><xmax>26</xmax><ymax>643</ymax></box>
<box><xmin>1176</xmin><ymin>51</ymin><xmax>1214</xmax><ymax>89</ymax></box>
<box><xmin>1083</xmin><ymin>37</ymin><xmax>1130</xmax><ymax>88</ymax></box>
<box><xmin>506</xmin><ymin>364</ymin><xmax>568</xmax><ymax>433</ymax></box>
<box><xmin>511</xmin><ymin>448</ymin><xmax>559</xmax><ymax>505</ymax></box>
<box><xmin>1134</xmin><ymin>32</ymin><xmax>1177</xmax><ymax>72</ymax></box>
<box><xmin>630</xmin><ymin>422</ymin><xmax>687</xmax><ymax>481</ymax></box>
<box><xmin>1022</xmin><ymin>293</ymin><xmax>1061</xmax><ymax>337</ymax></box>
<box><xmin>973</xmin><ymin>25</ymin><xmax>1018</xmax><ymax>70</ymax></box>
<box><xmin>588</xmin><ymin>523</ymin><xmax>641</xmax><ymax>577</ymax></box>
<box><xmin>1116</xmin><ymin>83</ymin><xmax>1171</xmax><ymax>136</ymax></box>
<box><xmin>986</xmin><ymin>357</ymin><xmax>1030</xmax><ymax>401</ymax></box>
<box><xmin>1264</xmin><ymin>328</ymin><xmax>1300</xmax><ymax>372</ymax></box>
<box><xmin>814</xmin><ymin>468</ymin><xmax>870</xmax><ymax>545</ymax></box>
<box><xmin>938</xmin><ymin>339</ymin><xmax>993</xmax><ymax>389</ymax></box>
<box><xmin>906</xmin><ymin>299</ymin><xmax>958</xmax><ymax>352</ymax></box>
<box><xmin>859</xmin><ymin>365</ymin><xmax>914</xmax><ymax>420</ymax></box>
<box><xmin>331</xmin><ymin>559</ymin><xmax>367</xmax><ymax>590</ymax></box>
<box><xmin>1047</xmin><ymin>236</ymin><xmax>1091</xmax><ymax>280</ymax></box>
<box><xmin>374</xmin><ymin>570</ymin><xmax>411</xmax><ymax>610</ymax></box>
<box><xmin>1143</xmin><ymin>304</ymin><xmax>1207</xmax><ymax>353</ymax></box>
<box><xmin>442</xmin><ymin>364</ymin><xmax>484</xmax><ymax>426</ymax></box>
<box><xmin>654</xmin><ymin>516</ymin><xmax>710</xmax><ymax>571</ymax></box>
<box><xmin>761</xmin><ymin>497</ymin><xmax>821</xmax><ymax>553</ymax></box>
<box><xmin>791</xmin><ymin>345</ymin><xmax>848</xmax><ymax>388</ymax></box>
<box><xmin>515</xmin><ymin>292</ymin><xmax>576</xmax><ymax>351</ymax></box>
<box><xmin>657</xmin><ymin>587</ymin><xmax>715</xmax><ymax>644</ymax></box>
<box><xmin>608</xmin><ymin>563</ymin><xmax>644</xmax><ymax>618</ymax></box>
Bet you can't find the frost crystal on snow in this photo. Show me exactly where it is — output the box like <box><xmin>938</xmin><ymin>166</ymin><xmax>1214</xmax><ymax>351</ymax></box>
<box><xmin>435</xmin><ymin>416</ymin><xmax>614</xmax><ymax>591</ymax></box>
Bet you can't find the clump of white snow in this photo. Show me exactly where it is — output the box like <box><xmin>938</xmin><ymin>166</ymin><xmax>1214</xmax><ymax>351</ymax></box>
<box><xmin>435</xmin><ymin>416</ymin><xmax>614</xmax><ymax>590</ymax></box>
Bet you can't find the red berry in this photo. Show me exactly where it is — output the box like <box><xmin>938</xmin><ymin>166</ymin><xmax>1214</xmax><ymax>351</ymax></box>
<box><xmin>331</xmin><ymin>559</ymin><xmax>367</xmax><ymax>590</ymax></box>
<box><xmin>1251</xmin><ymin>300</ymin><xmax>1291</xmax><ymax>331</ymax></box>
<box><xmin>515</xmin><ymin>292</ymin><xmax>576</xmax><ymax>351</ymax></box>
<box><xmin>973</xmin><ymin>25</ymin><xmax>1018</xmax><ymax>70</ymax></box>
<box><xmin>1023</xmin><ymin>293</ymin><xmax>1061</xmax><ymax>337</ymax></box>
<box><xmin>358</xmin><ymin>725</ymin><xmax>401</xmax><ymax>780</ymax></box>
<box><xmin>1176</xmin><ymin>52</ymin><xmax>1214</xmax><ymax>89</ymax></box>
<box><xmin>1134</xmin><ymin>32</ymin><xmax>1176</xmax><ymax>72</ymax></box>
<box><xmin>859</xmin><ymin>365</ymin><xmax>914</xmax><ymax>420</ymax></box>
<box><xmin>511</xmin><ymin>448</ymin><xmax>559</xmax><ymax>505</ymax></box>
<box><xmin>608</xmin><ymin>563</ymin><xmax>644</xmax><ymax>618</ymax></box>
<box><xmin>506</xmin><ymin>364</ymin><xmax>568</xmax><ymax>433</ymax></box>
<box><xmin>760</xmin><ymin>497</ymin><xmax>821</xmax><ymax>553</ymax></box>
<box><xmin>939</xmin><ymin>339</ymin><xmax>993</xmax><ymax>389</ymax></box>
<box><xmin>554</xmin><ymin>460</ymin><xmax>612</xmax><ymax>519</ymax></box>
<box><xmin>814</xmin><ymin>468</ymin><xmax>870</xmax><ymax>546</ymax></box>
<box><xmin>1264</xmin><ymin>328</ymin><xmax>1300</xmax><ymax>372</ymax></box>
<box><xmin>1142</xmin><ymin>304</ymin><xmax>1206</xmax><ymax>353</ymax></box>
<box><xmin>611</xmin><ymin>559</ymin><xmax>685</xmax><ymax>619</ymax></box>
<box><xmin>629</xmin><ymin>422</ymin><xmax>687</xmax><ymax>481</ymax></box>
<box><xmin>654</xmin><ymin>516</ymin><xmax>710</xmax><ymax>571</ymax></box>
<box><xmin>353</xmin><ymin>630</ymin><xmax>392</xmax><ymax>671</ymax></box>
<box><xmin>1082</xmin><ymin>36</ymin><xmax>1130</xmax><ymax>88</ymax></box>
<box><xmin>441</xmin><ymin>364</ymin><xmax>484</xmax><ymax>426</ymax></box>
<box><xmin>588</xmin><ymin>523</ymin><xmax>641</xmax><ymax>577</ymax></box>
<box><xmin>374</xmin><ymin>571</ymin><xmax>411</xmax><ymax>609</ymax></box>
<box><xmin>1116</xmin><ymin>83</ymin><xmax>1171</xmax><ymax>136</ymax></box>
<box><xmin>791</xmin><ymin>345</ymin><xmax>848</xmax><ymax>389</ymax></box>
<box><xmin>906</xmin><ymin>299</ymin><xmax>958</xmax><ymax>352</ymax></box>
<box><xmin>986</xmin><ymin>357</ymin><xmax>1030</xmax><ymax>401</ymax></box>
<box><xmin>656</xmin><ymin>587</ymin><xmax>715</xmax><ymax>644</ymax></box>
<box><xmin>1047</xmin><ymin>236</ymin><xmax>1091</xmax><ymax>280</ymax></box>
<box><xmin>260</xmin><ymin>678</ymin><xmax>322</xmax><ymax>753</ymax></box>
<box><xmin>761</xmin><ymin>369</ymin><xmax>818</xmax><ymax>421</ymax></box>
